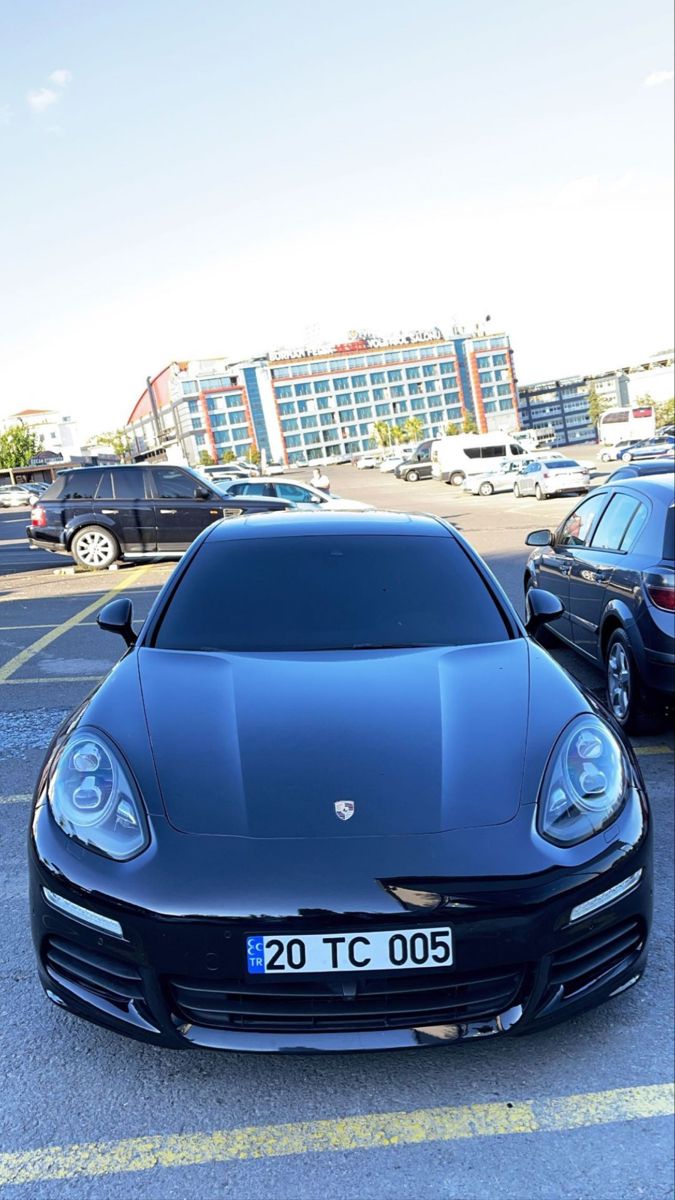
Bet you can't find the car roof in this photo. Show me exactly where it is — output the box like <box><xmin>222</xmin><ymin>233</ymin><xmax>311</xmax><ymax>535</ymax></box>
<box><xmin>608</xmin><ymin>475</ymin><xmax>675</xmax><ymax>499</ymax></box>
<box><xmin>207</xmin><ymin>510</ymin><xmax>450</xmax><ymax>541</ymax></box>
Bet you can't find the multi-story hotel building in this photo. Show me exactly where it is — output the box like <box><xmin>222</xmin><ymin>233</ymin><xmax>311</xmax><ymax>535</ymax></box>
<box><xmin>125</xmin><ymin>328</ymin><xmax>520</xmax><ymax>467</ymax></box>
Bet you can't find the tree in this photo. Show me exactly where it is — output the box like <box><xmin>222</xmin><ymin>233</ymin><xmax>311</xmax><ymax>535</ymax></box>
<box><xmin>445</xmin><ymin>422</ymin><xmax>460</xmax><ymax>437</ymax></box>
<box><xmin>390</xmin><ymin>424</ymin><xmax>407</xmax><ymax>444</ymax></box>
<box><xmin>221</xmin><ymin>449</ymin><xmax>236</xmax><ymax>463</ymax></box>
<box><xmin>372</xmin><ymin>420</ymin><xmax>393</xmax><ymax>448</ymax></box>
<box><xmin>97</xmin><ymin>429</ymin><xmax>133</xmax><ymax>462</ymax></box>
<box><xmin>404</xmin><ymin>416</ymin><xmax>425</xmax><ymax>443</ymax></box>
<box><xmin>245</xmin><ymin>445</ymin><xmax>261</xmax><ymax>465</ymax></box>
<box><xmin>462</xmin><ymin>413</ymin><xmax>478</xmax><ymax>434</ymax></box>
<box><xmin>0</xmin><ymin>424</ymin><xmax>39</xmax><ymax>469</ymax></box>
<box><xmin>655</xmin><ymin>396</ymin><xmax>675</xmax><ymax>429</ymax></box>
<box><xmin>198</xmin><ymin>450</ymin><xmax>216</xmax><ymax>466</ymax></box>
<box><xmin>586</xmin><ymin>386</ymin><xmax>612</xmax><ymax>427</ymax></box>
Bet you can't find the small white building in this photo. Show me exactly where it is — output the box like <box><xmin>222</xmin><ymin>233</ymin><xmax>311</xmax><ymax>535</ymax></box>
<box><xmin>0</xmin><ymin>408</ymin><xmax>83</xmax><ymax>460</ymax></box>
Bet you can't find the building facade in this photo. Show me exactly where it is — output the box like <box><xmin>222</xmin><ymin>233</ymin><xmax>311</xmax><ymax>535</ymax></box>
<box><xmin>0</xmin><ymin>408</ymin><xmax>83</xmax><ymax>460</ymax></box>
<box><xmin>125</xmin><ymin>329</ymin><xmax>520</xmax><ymax>467</ymax></box>
<box><xmin>518</xmin><ymin>370</ymin><xmax>631</xmax><ymax>446</ymax></box>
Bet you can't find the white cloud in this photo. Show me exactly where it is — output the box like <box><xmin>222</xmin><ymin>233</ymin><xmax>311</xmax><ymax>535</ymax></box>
<box><xmin>0</xmin><ymin>104</ymin><xmax>11</xmax><ymax>126</ymax></box>
<box><xmin>644</xmin><ymin>69</ymin><xmax>674</xmax><ymax>87</ymax></box>
<box><xmin>27</xmin><ymin>87</ymin><xmax>59</xmax><ymax>113</ymax></box>
<box><xmin>48</xmin><ymin>69</ymin><xmax>73</xmax><ymax>89</ymax></box>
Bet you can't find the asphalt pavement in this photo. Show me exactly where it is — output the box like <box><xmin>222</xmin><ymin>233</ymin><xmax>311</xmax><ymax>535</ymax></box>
<box><xmin>0</xmin><ymin>455</ymin><xmax>673</xmax><ymax>1200</ymax></box>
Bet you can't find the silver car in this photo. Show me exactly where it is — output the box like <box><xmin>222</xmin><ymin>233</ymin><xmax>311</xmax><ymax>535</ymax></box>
<box><xmin>464</xmin><ymin>460</ymin><xmax>524</xmax><ymax>496</ymax></box>
<box><xmin>513</xmin><ymin>458</ymin><xmax>590</xmax><ymax>500</ymax></box>
<box><xmin>0</xmin><ymin>484</ymin><xmax>40</xmax><ymax>508</ymax></box>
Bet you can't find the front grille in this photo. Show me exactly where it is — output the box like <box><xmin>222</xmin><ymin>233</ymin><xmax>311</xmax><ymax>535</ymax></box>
<box><xmin>549</xmin><ymin>918</ymin><xmax>644</xmax><ymax>1000</ymax></box>
<box><xmin>167</xmin><ymin>965</ymin><xmax>524</xmax><ymax>1033</ymax></box>
<box><xmin>44</xmin><ymin>936</ymin><xmax>144</xmax><ymax>1007</ymax></box>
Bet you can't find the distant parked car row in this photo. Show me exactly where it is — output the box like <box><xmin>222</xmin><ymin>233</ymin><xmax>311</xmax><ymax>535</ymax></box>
<box><xmin>0</xmin><ymin>482</ymin><xmax>49</xmax><ymax>507</ymax></box>
<box><xmin>598</xmin><ymin>435</ymin><xmax>675</xmax><ymax>463</ymax></box>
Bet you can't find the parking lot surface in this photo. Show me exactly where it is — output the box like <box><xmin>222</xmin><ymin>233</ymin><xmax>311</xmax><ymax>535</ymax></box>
<box><xmin>1</xmin><ymin>456</ymin><xmax>673</xmax><ymax>1199</ymax></box>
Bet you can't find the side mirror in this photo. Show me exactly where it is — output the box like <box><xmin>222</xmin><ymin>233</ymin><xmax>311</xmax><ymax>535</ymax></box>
<box><xmin>97</xmin><ymin>597</ymin><xmax>137</xmax><ymax>647</ymax></box>
<box><xmin>525</xmin><ymin>529</ymin><xmax>553</xmax><ymax>547</ymax></box>
<box><xmin>195</xmin><ymin>486</ymin><xmax>211</xmax><ymax>500</ymax></box>
<box><xmin>525</xmin><ymin>587</ymin><xmax>564</xmax><ymax>636</ymax></box>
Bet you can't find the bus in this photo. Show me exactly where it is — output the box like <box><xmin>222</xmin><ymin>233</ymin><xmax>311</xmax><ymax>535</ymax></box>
<box><xmin>598</xmin><ymin>405</ymin><xmax>656</xmax><ymax>446</ymax></box>
<box><xmin>511</xmin><ymin>427</ymin><xmax>556</xmax><ymax>451</ymax></box>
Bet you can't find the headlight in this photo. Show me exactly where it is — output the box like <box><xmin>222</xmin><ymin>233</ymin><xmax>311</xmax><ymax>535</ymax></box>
<box><xmin>48</xmin><ymin>731</ymin><xmax>149</xmax><ymax>860</ymax></box>
<box><xmin>537</xmin><ymin>716</ymin><xmax>628</xmax><ymax>846</ymax></box>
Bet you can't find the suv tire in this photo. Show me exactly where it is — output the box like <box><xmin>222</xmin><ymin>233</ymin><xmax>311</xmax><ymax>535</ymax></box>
<box><xmin>605</xmin><ymin>629</ymin><xmax>658</xmax><ymax>734</ymax></box>
<box><xmin>71</xmin><ymin>525</ymin><xmax>119</xmax><ymax>570</ymax></box>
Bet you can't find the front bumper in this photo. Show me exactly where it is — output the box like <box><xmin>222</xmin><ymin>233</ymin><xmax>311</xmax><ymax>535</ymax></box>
<box><xmin>29</xmin><ymin>800</ymin><xmax>652</xmax><ymax>1053</ymax></box>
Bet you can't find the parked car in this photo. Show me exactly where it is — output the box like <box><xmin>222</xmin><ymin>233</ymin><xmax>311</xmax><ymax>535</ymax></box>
<box><xmin>598</xmin><ymin>440</ymin><xmax>638</xmax><ymax>463</ymax></box>
<box><xmin>524</xmin><ymin>476</ymin><xmax>674</xmax><ymax>731</ymax></box>
<box><xmin>199</xmin><ymin>463</ymin><xmax>253</xmax><ymax>481</ymax></box>
<box><xmin>26</xmin><ymin>464</ymin><xmax>290</xmax><ymax>569</ymax></box>
<box><xmin>0</xmin><ymin>484</ymin><xmax>41</xmax><ymax>507</ymax></box>
<box><xmin>464</xmin><ymin>460</ymin><xmax>525</xmax><ymax>496</ymax></box>
<box><xmin>219</xmin><ymin>477</ymin><xmax>373</xmax><ymax>512</ymax></box>
<box><xmin>356</xmin><ymin>452</ymin><xmax>381</xmax><ymax>469</ymax></box>
<box><xmin>379</xmin><ymin>455</ymin><xmax>406</xmax><ymax>474</ymax></box>
<box><xmin>618</xmin><ymin>437</ymin><xmax>675</xmax><ymax>463</ymax></box>
<box><xmin>607</xmin><ymin>461</ymin><xmax>675</xmax><ymax>483</ymax></box>
<box><xmin>28</xmin><ymin>510</ymin><xmax>651</xmax><ymax>1051</ymax></box>
<box><xmin>394</xmin><ymin>439</ymin><xmax>438</xmax><ymax>482</ymax></box>
<box><xmin>514</xmin><ymin>458</ymin><xmax>590</xmax><ymax>500</ymax></box>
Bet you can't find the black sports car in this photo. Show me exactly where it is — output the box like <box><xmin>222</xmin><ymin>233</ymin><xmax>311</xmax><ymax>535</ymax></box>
<box><xmin>29</xmin><ymin>512</ymin><xmax>652</xmax><ymax>1052</ymax></box>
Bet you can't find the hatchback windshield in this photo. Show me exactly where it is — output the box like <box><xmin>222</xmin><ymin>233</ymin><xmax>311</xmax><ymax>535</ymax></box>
<box><xmin>153</xmin><ymin>534</ymin><xmax>512</xmax><ymax>652</ymax></box>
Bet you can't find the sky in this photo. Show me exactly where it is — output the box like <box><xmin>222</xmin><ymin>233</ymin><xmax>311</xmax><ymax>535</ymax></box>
<box><xmin>0</xmin><ymin>0</ymin><xmax>673</xmax><ymax>436</ymax></box>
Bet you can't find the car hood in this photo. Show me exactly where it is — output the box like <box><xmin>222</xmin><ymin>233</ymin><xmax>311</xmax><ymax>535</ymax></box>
<box><xmin>138</xmin><ymin>640</ymin><xmax>539</xmax><ymax>839</ymax></box>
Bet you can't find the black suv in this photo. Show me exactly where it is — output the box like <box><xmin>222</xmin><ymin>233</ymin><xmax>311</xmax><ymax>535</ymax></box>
<box><xmin>524</xmin><ymin>476</ymin><xmax>675</xmax><ymax>732</ymax></box>
<box><xmin>27</xmin><ymin>464</ymin><xmax>289</xmax><ymax>569</ymax></box>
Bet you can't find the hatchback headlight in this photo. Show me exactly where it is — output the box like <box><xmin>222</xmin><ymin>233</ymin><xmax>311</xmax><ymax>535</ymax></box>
<box><xmin>538</xmin><ymin>716</ymin><xmax>628</xmax><ymax>846</ymax></box>
<box><xmin>48</xmin><ymin>731</ymin><xmax>149</xmax><ymax>860</ymax></box>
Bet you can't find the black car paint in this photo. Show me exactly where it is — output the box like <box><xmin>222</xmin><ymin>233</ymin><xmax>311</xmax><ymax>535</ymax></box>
<box><xmin>525</xmin><ymin>478</ymin><xmax>675</xmax><ymax>707</ymax></box>
<box><xmin>28</xmin><ymin>512</ymin><xmax>652</xmax><ymax>1051</ymax></box>
<box><xmin>26</xmin><ymin>464</ymin><xmax>289</xmax><ymax>561</ymax></box>
<box><xmin>394</xmin><ymin>440</ymin><xmax>436</xmax><ymax>481</ymax></box>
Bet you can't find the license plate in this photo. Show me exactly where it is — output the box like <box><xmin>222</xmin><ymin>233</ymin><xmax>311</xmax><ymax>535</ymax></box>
<box><xmin>246</xmin><ymin>926</ymin><xmax>453</xmax><ymax>974</ymax></box>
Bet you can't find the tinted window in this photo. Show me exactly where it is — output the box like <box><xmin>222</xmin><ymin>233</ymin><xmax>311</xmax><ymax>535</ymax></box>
<box><xmin>591</xmin><ymin>494</ymin><xmax>642</xmax><ymax>551</ymax></box>
<box><xmin>112</xmin><ymin>468</ymin><xmax>148</xmax><ymax>499</ymax></box>
<box><xmin>95</xmin><ymin>470</ymin><xmax>114</xmax><ymax>498</ymax></box>
<box><xmin>275</xmin><ymin>483</ymin><xmax>320</xmax><ymax>502</ymax></box>
<box><xmin>664</xmin><ymin>508</ymin><xmax>675</xmax><ymax>562</ymax></box>
<box><xmin>481</xmin><ymin>444</ymin><xmax>506</xmax><ymax>459</ymax></box>
<box><xmin>152</xmin><ymin>469</ymin><xmax>202</xmax><ymax>499</ymax></box>
<box><xmin>60</xmin><ymin>469</ymin><xmax>104</xmax><ymax>500</ymax></box>
<box><xmin>154</xmin><ymin>535</ymin><xmax>511</xmax><ymax>652</ymax></box>
<box><xmin>546</xmin><ymin>460</ymin><xmax>579</xmax><ymax>469</ymax></box>
<box><xmin>622</xmin><ymin>502</ymin><xmax>649</xmax><ymax>550</ymax></box>
<box><xmin>510</xmin><ymin>444</ymin><xmax>524</xmax><ymax>455</ymax></box>
<box><xmin>464</xmin><ymin>448</ymin><xmax>481</xmax><ymax>459</ymax></box>
<box><xmin>558</xmin><ymin>493</ymin><xmax>608</xmax><ymax>547</ymax></box>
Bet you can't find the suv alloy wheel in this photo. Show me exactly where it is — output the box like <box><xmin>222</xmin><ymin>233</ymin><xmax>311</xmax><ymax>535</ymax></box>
<box><xmin>71</xmin><ymin>526</ymin><xmax>119</xmax><ymax>570</ymax></box>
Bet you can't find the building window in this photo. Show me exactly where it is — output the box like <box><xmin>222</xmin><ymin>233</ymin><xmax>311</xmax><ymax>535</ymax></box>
<box><xmin>210</xmin><ymin>413</ymin><xmax>226</xmax><ymax>428</ymax></box>
<box><xmin>232</xmin><ymin>428</ymin><xmax>250</xmax><ymax>442</ymax></box>
<box><xmin>375</xmin><ymin>403</ymin><xmax>390</xmax><ymax>417</ymax></box>
<box><xmin>372</xmin><ymin>388</ymin><xmax>386</xmax><ymax>401</ymax></box>
<box><xmin>405</xmin><ymin>366</ymin><xmax>421</xmax><ymax>380</ymax></box>
<box><xmin>480</xmin><ymin>372</ymin><xmax>494</xmax><ymax>383</ymax></box>
<box><xmin>493</xmin><ymin>353</ymin><xmax>507</xmax><ymax>366</ymax></box>
<box><xmin>439</xmin><ymin>361</ymin><xmax>455</xmax><ymax>375</ymax></box>
<box><xmin>191</xmin><ymin>418</ymin><xmax>201</xmax><ymax>431</ymax></box>
<box><xmin>285</xmin><ymin>435</ymin><xmax>302</xmax><ymax>448</ymax></box>
<box><xmin>320</xmin><ymin>412</ymin><xmax>336</xmax><ymax>426</ymax></box>
<box><xmin>188</xmin><ymin>399</ymin><xmax>199</xmax><ymax>414</ymax></box>
<box><xmin>295</xmin><ymin>383</ymin><xmax>311</xmax><ymax>396</ymax></box>
<box><xmin>390</xmin><ymin>385</ymin><xmax>405</xmax><ymax>397</ymax></box>
<box><xmin>497</xmin><ymin>384</ymin><xmax>512</xmax><ymax>397</ymax></box>
<box><xmin>182</xmin><ymin>381</ymin><xmax>198</xmax><ymax>395</ymax></box>
<box><xmin>354</xmin><ymin>390</ymin><xmax>369</xmax><ymax>404</ymax></box>
<box><xmin>276</xmin><ymin>385</ymin><xmax>292</xmax><ymax>399</ymax></box>
<box><xmin>422</xmin><ymin>364</ymin><xmax>437</xmax><ymax>377</ymax></box>
<box><xmin>314</xmin><ymin>379</ymin><xmax>330</xmax><ymax>393</ymax></box>
<box><xmin>281</xmin><ymin>418</ymin><xmax>299</xmax><ymax>431</ymax></box>
<box><xmin>410</xmin><ymin>397</ymin><xmax>426</xmax><ymax>411</ymax></box>
<box><xmin>370</xmin><ymin>371</ymin><xmax>386</xmax><ymax>384</ymax></box>
<box><xmin>351</xmin><ymin>374</ymin><xmax>367</xmax><ymax>387</ymax></box>
<box><xmin>194</xmin><ymin>433</ymin><xmax>206</xmax><ymax>446</ymax></box>
<box><xmin>347</xmin><ymin>356</ymin><xmax>366</xmax><ymax>369</ymax></box>
<box><xmin>334</xmin><ymin>377</ymin><xmax>349</xmax><ymax>391</ymax></box>
<box><xmin>424</xmin><ymin>380</ymin><xmax>438</xmax><ymax>394</ymax></box>
<box><xmin>482</xmin><ymin>386</ymin><xmax>495</xmax><ymax>398</ymax></box>
<box><xmin>338</xmin><ymin>408</ymin><xmax>355</xmax><ymax>421</ymax></box>
<box><xmin>384</xmin><ymin>351</ymin><xmax>402</xmax><ymax>364</ymax></box>
<box><xmin>409</xmin><ymin>383</ymin><xmax>422</xmax><ymax>395</ymax></box>
<box><xmin>387</xmin><ymin>369</ymin><xmax>402</xmax><ymax>382</ymax></box>
<box><xmin>484</xmin><ymin>401</ymin><xmax>497</xmax><ymax>414</ymax></box>
<box><xmin>300</xmin><ymin>416</ymin><xmax>318</xmax><ymax>430</ymax></box>
<box><xmin>356</xmin><ymin>405</ymin><xmax>373</xmax><ymax>419</ymax></box>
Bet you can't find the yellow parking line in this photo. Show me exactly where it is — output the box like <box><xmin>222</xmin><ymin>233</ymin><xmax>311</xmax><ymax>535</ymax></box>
<box><xmin>634</xmin><ymin>745</ymin><xmax>673</xmax><ymax>756</ymax></box>
<box><xmin>0</xmin><ymin>567</ymin><xmax>151</xmax><ymax>684</ymax></box>
<box><xmin>0</xmin><ymin>1083</ymin><xmax>671</xmax><ymax>1187</ymax></box>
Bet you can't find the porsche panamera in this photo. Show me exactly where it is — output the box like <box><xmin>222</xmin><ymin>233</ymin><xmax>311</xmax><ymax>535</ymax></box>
<box><xmin>28</xmin><ymin>511</ymin><xmax>652</xmax><ymax>1052</ymax></box>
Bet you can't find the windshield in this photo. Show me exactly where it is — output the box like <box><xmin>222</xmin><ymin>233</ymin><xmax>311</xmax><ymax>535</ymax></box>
<box><xmin>546</xmin><ymin>460</ymin><xmax>579</xmax><ymax>469</ymax></box>
<box><xmin>153</xmin><ymin>534</ymin><xmax>512</xmax><ymax>652</ymax></box>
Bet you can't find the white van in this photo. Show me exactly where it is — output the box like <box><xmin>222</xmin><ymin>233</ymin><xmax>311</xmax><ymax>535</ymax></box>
<box><xmin>431</xmin><ymin>433</ymin><xmax>526</xmax><ymax>485</ymax></box>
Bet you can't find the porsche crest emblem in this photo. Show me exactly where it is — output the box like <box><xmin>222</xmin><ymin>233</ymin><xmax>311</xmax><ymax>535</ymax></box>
<box><xmin>334</xmin><ymin>800</ymin><xmax>355</xmax><ymax>821</ymax></box>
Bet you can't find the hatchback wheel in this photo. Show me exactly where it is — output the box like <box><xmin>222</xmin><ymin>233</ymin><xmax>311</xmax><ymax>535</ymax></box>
<box><xmin>405</xmin><ymin>470</ymin><xmax>419</xmax><ymax>482</ymax></box>
<box><xmin>605</xmin><ymin>629</ymin><xmax>656</xmax><ymax>734</ymax></box>
<box><xmin>71</xmin><ymin>526</ymin><xmax>119</xmax><ymax>570</ymax></box>
<box><xmin>513</xmin><ymin>483</ymin><xmax>521</xmax><ymax>498</ymax></box>
<box><xmin>479</xmin><ymin>481</ymin><xmax>494</xmax><ymax>496</ymax></box>
<box><xmin>535</xmin><ymin>483</ymin><xmax>544</xmax><ymax>500</ymax></box>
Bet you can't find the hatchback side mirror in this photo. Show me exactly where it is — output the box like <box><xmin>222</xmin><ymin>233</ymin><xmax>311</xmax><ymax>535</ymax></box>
<box><xmin>97</xmin><ymin>597</ymin><xmax>137</xmax><ymax>647</ymax></box>
<box><xmin>525</xmin><ymin>529</ymin><xmax>553</xmax><ymax>547</ymax></box>
<box><xmin>525</xmin><ymin>587</ymin><xmax>564</xmax><ymax>636</ymax></box>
